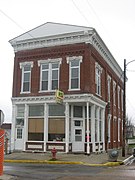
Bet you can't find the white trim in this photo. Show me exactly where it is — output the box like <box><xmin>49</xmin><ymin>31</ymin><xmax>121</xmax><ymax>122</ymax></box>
<box><xmin>38</xmin><ymin>58</ymin><xmax>62</xmax><ymax>66</ymax></box>
<box><xmin>67</xmin><ymin>56</ymin><xmax>83</xmax><ymax>91</ymax></box>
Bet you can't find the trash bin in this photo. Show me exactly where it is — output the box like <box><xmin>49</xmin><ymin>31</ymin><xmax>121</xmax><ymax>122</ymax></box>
<box><xmin>108</xmin><ymin>149</ymin><xmax>119</xmax><ymax>162</ymax></box>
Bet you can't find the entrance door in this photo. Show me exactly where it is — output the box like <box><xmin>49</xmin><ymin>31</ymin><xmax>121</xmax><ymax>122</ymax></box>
<box><xmin>72</xmin><ymin>120</ymin><xmax>84</xmax><ymax>152</ymax></box>
<box><xmin>15</xmin><ymin>128</ymin><xmax>24</xmax><ymax>150</ymax></box>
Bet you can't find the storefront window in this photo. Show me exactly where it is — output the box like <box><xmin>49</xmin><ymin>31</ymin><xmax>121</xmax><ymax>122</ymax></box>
<box><xmin>73</xmin><ymin>106</ymin><xmax>83</xmax><ymax>117</ymax></box>
<box><xmin>29</xmin><ymin>105</ymin><xmax>44</xmax><ymax>117</ymax></box>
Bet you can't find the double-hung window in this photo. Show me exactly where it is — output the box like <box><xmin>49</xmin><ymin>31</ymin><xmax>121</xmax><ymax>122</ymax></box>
<box><xmin>95</xmin><ymin>62</ymin><xmax>102</xmax><ymax>96</ymax></box>
<box><xmin>67</xmin><ymin>56</ymin><xmax>82</xmax><ymax>90</ymax></box>
<box><xmin>20</xmin><ymin>62</ymin><xmax>33</xmax><ymax>93</ymax></box>
<box><xmin>38</xmin><ymin>58</ymin><xmax>61</xmax><ymax>91</ymax></box>
<box><xmin>107</xmin><ymin>75</ymin><xmax>111</xmax><ymax>102</ymax></box>
<box><xmin>113</xmin><ymin>81</ymin><xmax>116</xmax><ymax>105</ymax></box>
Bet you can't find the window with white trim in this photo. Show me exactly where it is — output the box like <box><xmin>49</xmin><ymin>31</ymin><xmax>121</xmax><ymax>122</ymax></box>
<box><xmin>20</xmin><ymin>62</ymin><xmax>33</xmax><ymax>93</ymax></box>
<box><xmin>113</xmin><ymin>81</ymin><xmax>116</xmax><ymax>105</ymax></box>
<box><xmin>118</xmin><ymin>86</ymin><xmax>120</xmax><ymax>108</ymax></box>
<box><xmin>38</xmin><ymin>58</ymin><xmax>61</xmax><ymax>91</ymax></box>
<box><xmin>108</xmin><ymin>115</ymin><xmax>111</xmax><ymax>142</ymax></box>
<box><xmin>17</xmin><ymin>128</ymin><xmax>23</xmax><ymax>139</ymax></box>
<box><xmin>95</xmin><ymin>62</ymin><xmax>102</xmax><ymax>96</ymax></box>
<box><xmin>113</xmin><ymin>117</ymin><xmax>117</xmax><ymax>142</ymax></box>
<box><xmin>67</xmin><ymin>56</ymin><xmax>82</xmax><ymax>90</ymax></box>
<box><xmin>121</xmin><ymin>90</ymin><xmax>123</xmax><ymax>111</ymax></box>
<box><xmin>107</xmin><ymin>75</ymin><xmax>111</xmax><ymax>102</ymax></box>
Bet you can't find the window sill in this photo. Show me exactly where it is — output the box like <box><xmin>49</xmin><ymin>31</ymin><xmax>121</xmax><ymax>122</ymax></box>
<box><xmin>20</xmin><ymin>91</ymin><xmax>31</xmax><ymax>94</ymax></box>
<box><xmin>38</xmin><ymin>90</ymin><xmax>56</xmax><ymax>93</ymax></box>
<box><xmin>68</xmin><ymin>88</ymin><xmax>80</xmax><ymax>91</ymax></box>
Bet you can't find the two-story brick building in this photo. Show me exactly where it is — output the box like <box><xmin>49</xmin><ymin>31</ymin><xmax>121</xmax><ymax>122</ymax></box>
<box><xmin>9</xmin><ymin>22</ymin><xmax>123</xmax><ymax>153</ymax></box>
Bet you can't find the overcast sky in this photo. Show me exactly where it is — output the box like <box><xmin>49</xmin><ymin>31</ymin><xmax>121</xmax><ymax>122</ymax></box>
<box><xmin>0</xmin><ymin>0</ymin><xmax>135</xmax><ymax>123</ymax></box>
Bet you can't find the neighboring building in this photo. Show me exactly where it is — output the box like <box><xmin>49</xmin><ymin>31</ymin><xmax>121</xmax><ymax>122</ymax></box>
<box><xmin>0</xmin><ymin>110</ymin><xmax>4</xmax><ymax>127</ymax></box>
<box><xmin>1</xmin><ymin>123</ymin><xmax>12</xmax><ymax>154</ymax></box>
<box><xmin>9</xmin><ymin>22</ymin><xmax>124</xmax><ymax>153</ymax></box>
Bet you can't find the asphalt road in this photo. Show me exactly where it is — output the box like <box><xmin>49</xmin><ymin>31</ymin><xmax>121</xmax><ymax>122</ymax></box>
<box><xmin>3</xmin><ymin>160</ymin><xmax>135</xmax><ymax>180</ymax></box>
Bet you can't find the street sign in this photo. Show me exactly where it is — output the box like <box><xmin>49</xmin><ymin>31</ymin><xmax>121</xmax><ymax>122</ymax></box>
<box><xmin>55</xmin><ymin>90</ymin><xmax>64</xmax><ymax>104</ymax></box>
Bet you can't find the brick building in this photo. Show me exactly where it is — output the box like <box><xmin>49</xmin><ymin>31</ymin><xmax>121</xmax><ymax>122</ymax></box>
<box><xmin>9</xmin><ymin>22</ymin><xmax>123</xmax><ymax>153</ymax></box>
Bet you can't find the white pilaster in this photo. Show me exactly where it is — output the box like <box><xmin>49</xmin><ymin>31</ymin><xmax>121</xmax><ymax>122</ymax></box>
<box><xmin>65</xmin><ymin>102</ymin><xmax>69</xmax><ymax>153</ymax></box>
<box><xmin>97</xmin><ymin>107</ymin><xmax>100</xmax><ymax>143</ymax></box>
<box><xmin>23</xmin><ymin>104</ymin><xmax>28</xmax><ymax>151</ymax></box>
<box><xmin>91</xmin><ymin>105</ymin><xmax>95</xmax><ymax>152</ymax></box>
<box><xmin>86</xmin><ymin>102</ymin><xmax>90</xmax><ymax>154</ymax></box>
<box><xmin>44</xmin><ymin>103</ymin><xmax>48</xmax><ymax>152</ymax></box>
<box><xmin>102</xmin><ymin>108</ymin><xmax>105</xmax><ymax>151</ymax></box>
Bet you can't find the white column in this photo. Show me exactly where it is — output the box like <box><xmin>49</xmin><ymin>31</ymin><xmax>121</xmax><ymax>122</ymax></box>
<box><xmin>91</xmin><ymin>104</ymin><xmax>95</xmax><ymax>152</ymax></box>
<box><xmin>44</xmin><ymin>103</ymin><xmax>48</xmax><ymax>152</ymax></box>
<box><xmin>23</xmin><ymin>104</ymin><xmax>28</xmax><ymax>151</ymax></box>
<box><xmin>102</xmin><ymin>108</ymin><xmax>105</xmax><ymax>151</ymax></box>
<box><xmin>97</xmin><ymin>107</ymin><xmax>100</xmax><ymax>143</ymax></box>
<box><xmin>86</xmin><ymin>102</ymin><xmax>90</xmax><ymax>154</ymax></box>
<box><xmin>65</xmin><ymin>102</ymin><xmax>69</xmax><ymax>153</ymax></box>
<box><xmin>11</xmin><ymin>104</ymin><xmax>16</xmax><ymax>152</ymax></box>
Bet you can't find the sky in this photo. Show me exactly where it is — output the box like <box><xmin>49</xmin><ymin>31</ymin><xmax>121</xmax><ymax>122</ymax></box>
<box><xmin>0</xmin><ymin>0</ymin><xmax>135</xmax><ymax>124</ymax></box>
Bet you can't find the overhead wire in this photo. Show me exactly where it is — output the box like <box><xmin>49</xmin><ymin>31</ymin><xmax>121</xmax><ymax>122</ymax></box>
<box><xmin>0</xmin><ymin>8</ymin><xmax>35</xmax><ymax>39</ymax></box>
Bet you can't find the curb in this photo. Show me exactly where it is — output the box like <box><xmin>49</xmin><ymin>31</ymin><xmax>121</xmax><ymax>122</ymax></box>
<box><xmin>4</xmin><ymin>159</ymin><xmax>123</xmax><ymax>166</ymax></box>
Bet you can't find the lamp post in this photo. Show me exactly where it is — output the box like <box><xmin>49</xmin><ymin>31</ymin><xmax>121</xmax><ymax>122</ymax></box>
<box><xmin>122</xmin><ymin>59</ymin><xmax>135</xmax><ymax>157</ymax></box>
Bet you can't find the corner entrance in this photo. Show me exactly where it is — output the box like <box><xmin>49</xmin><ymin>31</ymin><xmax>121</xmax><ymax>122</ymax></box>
<box><xmin>72</xmin><ymin>120</ymin><xmax>85</xmax><ymax>152</ymax></box>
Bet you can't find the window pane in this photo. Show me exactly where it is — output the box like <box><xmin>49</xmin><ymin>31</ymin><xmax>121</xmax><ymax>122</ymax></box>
<box><xmin>71</xmin><ymin>60</ymin><xmax>79</xmax><ymax>67</ymax></box>
<box><xmin>73</xmin><ymin>106</ymin><xmax>83</xmax><ymax>117</ymax></box>
<box><xmin>49</xmin><ymin>105</ymin><xmax>65</xmax><ymax>116</ymax></box>
<box><xmin>71</xmin><ymin>68</ymin><xmax>78</xmax><ymax>78</ymax></box>
<box><xmin>52</xmin><ymin>80</ymin><xmax>58</xmax><ymax>90</ymax></box>
<box><xmin>52</xmin><ymin>70</ymin><xmax>58</xmax><ymax>79</ymax></box>
<box><xmin>16</xmin><ymin>118</ymin><xmax>24</xmax><ymax>126</ymax></box>
<box><xmin>71</xmin><ymin>79</ymin><xmax>78</xmax><ymax>89</ymax></box>
<box><xmin>24</xmin><ymin>72</ymin><xmax>30</xmax><ymax>82</ymax></box>
<box><xmin>23</xmin><ymin>82</ymin><xmax>30</xmax><ymax>91</ymax></box>
<box><xmin>24</xmin><ymin>65</ymin><xmax>30</xmax><ymax>71</ymax></box>
<box><xmin>42</xmin><ymin>64</ymin><xmax>49</xmax><ymax>70</ymax></box>
<box><xmin>17</xmin><ymin>105</ymin><xmax>25</xmax><ymax>117</ymax></box>
<box><xmin>42</xmin><ymin>71</ymin><xmax>48</xmax><ymax>80</ymax></box>
<box><xmin>52</xmin><ymin>63</ymin><xmax>58</xmax><ymax>68</ymax></box>
<box><xmin>17</xmin><ymin>128</ymin><xmax>22</xmax><ymax>139</ymax></box>
<box><xmin>29</xmin><ymin>105</ymin><xmax>44</xmax><ymax>116</ymax></box>
<box><xmin>42</xmin><ymin>81</ymin><xmax>48</xmax><ymax>90</ymax></box>
<box><xmin>74</xmin><ymin>120</ymin><xmax>83</xmax><ymax>126</ymax></box>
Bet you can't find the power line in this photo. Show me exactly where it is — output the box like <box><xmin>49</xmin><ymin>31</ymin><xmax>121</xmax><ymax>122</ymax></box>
<box><xmin>71</xmin><ymin>0</ymin><xmax>90</xmax><ymax>25</ymax></box>
<box><xmin>0</xmin><ymin>8</ymin><xmax>34</xmax><ymax>39</ymax></box>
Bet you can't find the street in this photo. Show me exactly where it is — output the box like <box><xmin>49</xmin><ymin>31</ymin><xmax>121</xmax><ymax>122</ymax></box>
<box><xmin>3</xmin><ymin>160</ymin><xmax>135</xmax><ymax>180</ymax></box>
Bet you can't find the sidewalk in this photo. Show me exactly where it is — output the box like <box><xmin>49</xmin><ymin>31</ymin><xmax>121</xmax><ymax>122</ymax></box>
<box><xmin>0</xmin><ymin>151</ymin><xmax>132</xmax><ymax>180</ymax></box>
<box><xmin>3</xmin><ymin>151</ymin><xmax>130</xmax><ymax>165</ymax></box>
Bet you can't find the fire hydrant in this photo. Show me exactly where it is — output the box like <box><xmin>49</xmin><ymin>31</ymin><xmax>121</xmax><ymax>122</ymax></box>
<box><xmin>51</xmin><ymin>148</ymin><xmax>57</xmax><ymax>160</ymax></box>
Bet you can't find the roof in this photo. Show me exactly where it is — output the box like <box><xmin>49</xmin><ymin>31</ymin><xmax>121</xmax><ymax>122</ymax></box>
<box><xmin>9</xmin><ymin>22</ymin><xmax>123</xmax><ymax>79</ymax></box>
<box><xmin>1</xmin><ymin>123</ymin><xmax>11</xmax><ymax>130</ymax></box>
<box><xmin>9</xmin><ymin>22</ymin><xmax>93</xmax><ymax>42</ymax></box>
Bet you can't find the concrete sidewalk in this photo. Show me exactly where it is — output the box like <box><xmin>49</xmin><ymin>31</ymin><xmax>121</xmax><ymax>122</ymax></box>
<box><xmin>1</xmin><ymin>152</ymin><xmax>133</xmax><ymax>180</ymax></box>
<box><xmin>3</xmin><ymin>151</ymin><xmax>130</xmax><ymax>165</ymax></box>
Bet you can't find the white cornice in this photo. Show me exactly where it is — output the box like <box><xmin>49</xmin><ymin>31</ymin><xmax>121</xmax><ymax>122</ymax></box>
<box><xmin>10</xmin><ymin>28</ymin><xmax>123</xmax><ymax>79</ymax></box>
<box><xmin>11</xmin><ymin>93</ymin><xmax>107</xmax><ymax>108</ymax></box>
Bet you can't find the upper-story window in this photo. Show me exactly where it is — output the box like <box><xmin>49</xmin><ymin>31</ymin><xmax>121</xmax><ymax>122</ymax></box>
<box><xmin>95</xmin><ymin>62</ymin><xmax>102</xmax><ymax>96</ymax></box>
<box><xmin>20</xmin><ymin>62</ymin><xmax>33</xmax><ymax>93</ymax></box>
<box><xmin>113</xmin><ymin>81</ymin><xmax>116</xmax><ymax>105</ymax></box>
<box><xmin>107</xmin><ymin>75</ymin><xmax>111</xmax><ymax>102</ymax></box>
<box><xmin>118</xmin><ymin>86</ymin><xmax>120</xmax><ymax>109</ymax></box>
<box><xmin>67</xmin><ymin>56</ymin><xmax>82</xmax><ymax>90</ymax></box>
<box><xmin>121</xmin><ymin>90</ymin><xmax>123</xmax><ymax>111</ymax></box>
<box><xmin>38</xmin><ymin>58</ymin><xmax>62</xmax><ymax>92</ymax></box>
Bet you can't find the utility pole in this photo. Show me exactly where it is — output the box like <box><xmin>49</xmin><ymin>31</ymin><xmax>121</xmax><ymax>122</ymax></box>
<box><xmin>122</xmin><ymin>59</ymin><xmax>126</xmax><ymax>157</ymax></box>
